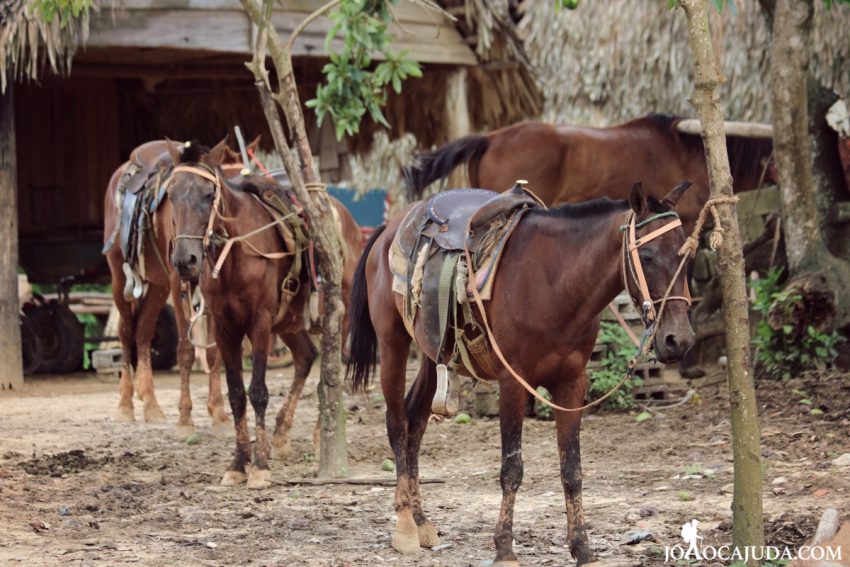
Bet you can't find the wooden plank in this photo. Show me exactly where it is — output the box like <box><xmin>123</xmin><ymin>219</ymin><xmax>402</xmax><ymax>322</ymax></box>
<box><xmin>0</xmin><ymin>84</ymin><xmax>24</xmax><ymax>390</ymax></box>
<box><xmin>89</xmin><ymin>5</ymin><xmax>476</xmax><ymax>65</ymax></box>
<box><xmin>114</xmin><ymin>0</ymin><xmax>456</xmax><ymax>25</ymax></box>
<box><xmin>89</xmin><ymin>10</ymin><xmax>252</xmax><ymax>53</ymax></box>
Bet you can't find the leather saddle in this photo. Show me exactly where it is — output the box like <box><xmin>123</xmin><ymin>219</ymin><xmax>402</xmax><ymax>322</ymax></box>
<box><xmin>392</xmin><ymin>183</ymin><xmax>541</xmax><ymax>369</ymax></box>
<box><xmin>103</xmin><ymin>141</ymin><xmax>183</xmax><ymax>299</ymax></box>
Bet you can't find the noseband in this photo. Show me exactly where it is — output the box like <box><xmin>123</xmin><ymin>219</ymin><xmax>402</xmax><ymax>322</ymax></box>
<box><xmin>621</xmin><ymin>211</ymin><xmax>691</xmax><ymax>326</ymax></box>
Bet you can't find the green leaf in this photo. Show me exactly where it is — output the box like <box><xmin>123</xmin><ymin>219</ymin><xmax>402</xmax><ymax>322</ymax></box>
<box><xmin>635</xmin><ymin>411</ymin><xmax>652</xmax><ymax>423</ymax></box>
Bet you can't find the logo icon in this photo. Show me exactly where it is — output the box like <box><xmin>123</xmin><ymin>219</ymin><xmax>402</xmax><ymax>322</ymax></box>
<box><xmin>681</xmin><ymin>519</ymin><xmax>703</xmax><ymax>559</ymax></box>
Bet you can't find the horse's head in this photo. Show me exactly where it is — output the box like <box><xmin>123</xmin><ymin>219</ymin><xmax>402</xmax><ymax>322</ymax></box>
<box><xmin>167</xmin><ymin>137</ymin><xmax>234</xmax><ymax>280</ymax></box>
<box><xmin>623</xmin><ymin>181</ymin><xmax>695</xmax><ymax>363</ymax></box>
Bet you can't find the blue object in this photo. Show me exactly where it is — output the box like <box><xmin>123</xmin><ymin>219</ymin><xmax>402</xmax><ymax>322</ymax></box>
<box><xmin>327</xmin><ymin>187</ymin><xmax>387</xmax><ymax>228</ymax></box>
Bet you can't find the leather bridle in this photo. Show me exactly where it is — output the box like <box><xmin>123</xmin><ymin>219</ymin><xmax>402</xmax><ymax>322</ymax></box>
<box><xmin>621</xmin><ymin>210</ymin><xmax>692</xmax><ymax>326</ymax></box>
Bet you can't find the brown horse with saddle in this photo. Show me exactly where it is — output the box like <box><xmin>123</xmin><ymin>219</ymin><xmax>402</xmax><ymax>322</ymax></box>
<box><xmin>102</xmin><ymin>139</ymin><xmax>253</xmax><ymax>430</ymax></box>
<box><xmin>347</xmin><ymin>179</ymin><xmax>695</xmax><ymax>565</ymax></box>
<box><xmin>404</xmin><ymin>114</ymin><xmax>774</xmax><ymax>234</ymax></box>
<box><xmin>167</xmin><ymin>140</ymin><xmax>363</xmax><ymax>489</ymax></box>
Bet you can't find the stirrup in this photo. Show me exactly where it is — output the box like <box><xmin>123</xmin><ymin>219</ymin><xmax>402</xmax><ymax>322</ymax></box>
<box><xmin>122</xmin><ymin>263</ymin><xmax>135</xmax><ymax>301</ymax></box>
<box><xmin>432</xmin><ymin>364</ymin><xmax>460</xmax><ymax>416</ymax></box>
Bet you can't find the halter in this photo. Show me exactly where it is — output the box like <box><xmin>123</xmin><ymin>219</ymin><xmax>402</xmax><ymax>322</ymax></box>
<box><xmin>168</xmin><ymin>164</ymin><xmax>225</xmax><ymax>251</ymax></box>
<box><xmin>621</xmin><ymin>210</ymin><xmax>692</xmax><ymax>325</ymax></box>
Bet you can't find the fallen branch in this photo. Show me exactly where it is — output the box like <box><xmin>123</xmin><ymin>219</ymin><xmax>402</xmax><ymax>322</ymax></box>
<box><xmin>270</xmin><ymin>476</ymin><xmax>445</xmax><ymax>486</ymax></box>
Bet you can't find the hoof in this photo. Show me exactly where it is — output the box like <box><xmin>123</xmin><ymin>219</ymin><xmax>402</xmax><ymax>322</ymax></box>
<box><xmin>174</xmin><ymin>423</ymin><xmax>196</xmax><ymax>438</ymax></box>
<box><xmin>392</xmin><ymin>531</ymin><xmax>420</xmax><ymax>555</ymax></box>
<box><xmin>417</xmin><ymin>521</ymin><xmax>440</xmax><ymax>548</ymax></box>
<box><xmin>115</xmin><ymin>406</ymin><xmax>135</xmax><ymax>422</ymax></box>
<box><xmin>493</xmin><ymin>562</ymin><xmax>520</xmax><ymax>567</ymax></box>
<box><xmin>247</xmin><ymin>468</ymin><xmax>272</xmax><ymax>490</ymax></box>
<box><xmin>271</xmin><ymin>438</ymin><xmax>292</xmax><ymax>461</ymax></box>
<box><xmin>579</xmin><ymin>562</ymin><xmax>602</xmax><ymax>567</ymax></box>
<box><xmin>144</xmin><ymin>404</ymin><xmax>167</xmax><ymax>423</ymax></box>
<box><xmin>392</xmin><ymin>509</ymin><xmax>420</xmax><ymax>555</ymax></box>
<box><xmin>220</xmin><ymin>470</ymin><xmax>247</xmax><ymax>486</ymax></box>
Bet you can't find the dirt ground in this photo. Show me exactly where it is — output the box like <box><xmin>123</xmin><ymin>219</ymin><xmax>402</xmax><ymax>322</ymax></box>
<box><xmin>0</xmin><ymin>364</ymin><xmax>848</xmax><ymax>566</ymax></box>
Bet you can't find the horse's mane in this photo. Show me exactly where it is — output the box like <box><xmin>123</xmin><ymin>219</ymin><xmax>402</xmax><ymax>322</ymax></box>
<box><xmin>635</xmin><ymin>112</ymin><xmax>773</xmax><ymax>187</ymax></box>
<box><xmin>177</xmin><ymin>141</ymin><xmax>210</xmax><ymax>164</ymax></box>
<box><xmin>530</xmin><ymin>195</ymin><xmax>668</xmax><ymax>219</ymax></box>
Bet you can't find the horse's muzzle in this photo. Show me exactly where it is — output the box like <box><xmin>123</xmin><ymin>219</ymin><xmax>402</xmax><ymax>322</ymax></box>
<box><xmin>654</xmin><ymin>326</ymin><xmax>695</xmax><ymax>363</ymax></box>
<box><xmin>171</xmin><ymin>241</ymin><xmax>203</xmax><ymax>281</ymax></box>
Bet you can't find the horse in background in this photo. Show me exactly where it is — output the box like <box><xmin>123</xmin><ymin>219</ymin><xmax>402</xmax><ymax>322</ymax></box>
<box><xmin>102</xmin><ymin>139</ymin><xmax>251</xmax><ymax>431</ymax></box>
<box><xmin>167</xmin><ymin>140</ymin><xmax>363</xmax><ymax>488</ymax></box>
<box><xmin>404</xmin><ymin>114</ymin><xmax>774</xmax><ymax>234</ymax></box>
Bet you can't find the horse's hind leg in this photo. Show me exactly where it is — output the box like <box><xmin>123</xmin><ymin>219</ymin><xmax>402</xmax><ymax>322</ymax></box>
<box><xmin>133</xmin><ymin>284</ymin><xmax>168</xmax><ymax>423</ymax></box>
<box><xmin>171</xmin><ymin>280</ymin><xmax>196</xmax><ymax>434</ymax></box>
<box><xmin>218</xmin><ymin>330</ymin><xmax>251</xmax><ymax>486</ymax></box>
<box><xmin>246</xmin><ymin>314</ymin><xmax>273</xmax><ymax>489</ymax></box>
<box><xmin>552</xmin><ymin>372</ymin><xmax>596</xmax><ymax>565</ymax></box>
<box><xmin>272</xmin><ymin>331</ymin><xmax>317</xmax><ymax>460</ymax></box>
<box><xmin>493</xmin><ymin>378</ymin><xmax>528</xmax><ymax>566</ymax></box>
<box><xmin>205</xmin><ymin>343</ymin><xmax>228</xmax><ymax>430</ymax></box>
<box><xmin>379</xmin><ymin>337</ymin><xmax>417</xmax><ymax>554</ymax></box>
<box><xmin>112</xmin><ymin>288</ymin><xmax>136</xmax><ymax>422</ymax></box>
<box><xmin>404</xmin><ymin>358</ymin><xmax>440</xmax><ymax>548</ymax></box>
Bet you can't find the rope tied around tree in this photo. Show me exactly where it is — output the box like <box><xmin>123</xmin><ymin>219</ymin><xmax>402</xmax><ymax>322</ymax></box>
<box><xmin>678</xmin><ymin>195</ymin><xmax>739</xmax><ymax>257</ymax></box>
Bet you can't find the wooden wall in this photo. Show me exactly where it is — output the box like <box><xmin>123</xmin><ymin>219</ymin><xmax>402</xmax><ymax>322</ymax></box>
<box><xmin>15</xmin><ymin>76</ymin><xmax>122</xmax><ymax>238</ymax></box>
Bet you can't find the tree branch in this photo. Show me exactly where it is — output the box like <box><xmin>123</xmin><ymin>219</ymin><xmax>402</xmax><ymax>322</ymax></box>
<box><xmin>285</xmin><ymin>0</ymin><xmax>343</xmax><ymax>52</ymax></box>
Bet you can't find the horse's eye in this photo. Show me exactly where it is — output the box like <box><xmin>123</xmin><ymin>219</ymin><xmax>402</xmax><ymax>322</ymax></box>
<box><xmin>203</xmin><ymin>192</ymin><xmax>214</xmax><ymax>203</ymax></box>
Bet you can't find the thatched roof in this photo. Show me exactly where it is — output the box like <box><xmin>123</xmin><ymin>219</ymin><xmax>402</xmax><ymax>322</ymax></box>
<box><xmin>438</xmin><ymin>0</ymin><xmax>544</xmax><ymax>127</ymax></box>
<box><xmin>0</xmin><ymin>0</ymin><xmax>94</xmax><ymax>92</ymax></box>
<box><xmin>519</xmin><ymin>0</ymin><xmax>850</xmax><ymax>126</ymax></box>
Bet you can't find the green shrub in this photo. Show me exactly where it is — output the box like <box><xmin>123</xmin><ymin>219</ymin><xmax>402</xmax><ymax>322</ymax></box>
<box><xmin>750</xmin><ymin>268</ymin><xmax>844</xmax><ymax>379</ymax></box>
<box><xmin>587</xmin><ymin>322</ymin><xmax>642</xmax><ymax>410</ymax></box>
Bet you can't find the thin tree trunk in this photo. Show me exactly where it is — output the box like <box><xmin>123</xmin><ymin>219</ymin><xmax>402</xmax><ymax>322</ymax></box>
<box><xmin>241</xmin><ymin>0</ymin><xmax>348</xmax><ymax>477</ymax></box>
<box><xmin>679</xmin><ymin>0</ymin><xmax>764</xmax><ymax>562</ymax></box>
<box><xmin>0</xmin><ymin>84</ymin><xmax>23</xmax><ymax>391</ymax></box>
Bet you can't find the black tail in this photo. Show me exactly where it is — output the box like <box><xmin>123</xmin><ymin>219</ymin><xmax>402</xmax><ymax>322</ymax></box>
<box><xmin>403</xmin><ymin>135</ymin><xmax>490</xmax><ymax>200</ymax></box>
<box><xmin>346</xmin><ymin>224</ymin><xmax>387</xmax><ymax>391</ymax></box>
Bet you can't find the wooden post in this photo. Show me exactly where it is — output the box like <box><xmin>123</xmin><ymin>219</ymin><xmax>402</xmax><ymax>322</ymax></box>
<box><xmin>0</xmin><ymin>84</ymin><xmax>23</xmax><ymax>391</ymax></box>
<box><xmin>445</xmin><ymin>67</ymin><xmax>471</xmax><ymax>189</ymax></box>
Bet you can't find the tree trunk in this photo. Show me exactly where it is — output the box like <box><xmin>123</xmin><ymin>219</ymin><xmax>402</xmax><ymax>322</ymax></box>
<box><xmin>0</xmin><ymin>84</ymin><xmax>23</xmax><ymax>391</ymax></box>
<box><xmin>766</xmin><ymin>0</ymin><xmax>850</xmax><ymax>331</ymax></box>
<box><xmin>241</xmin><ymin>0</ymin><xmax>348</xmax><ymax>477</ymax></box>
<box><xmin>679</xmin><ymin>1</ymin><xmax>764</xmax><ymax>562</ymax></box>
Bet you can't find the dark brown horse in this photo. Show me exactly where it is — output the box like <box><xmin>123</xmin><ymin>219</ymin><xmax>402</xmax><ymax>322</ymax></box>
<box><xmin>347</xmin><ymin>182</ymin><xmax>695</xmax><ymax>565</ymax></box>
<box><xmin>168</xmin><ymin>140</ymin><xmax>363</xmax><ymax>489</ymax></box>
<box><xmin>103</xmin><ymin>140</ymin><xmax>249</xmax><ymax>430</ymax></box>
<box><xmin>405</xmin><ymin>114</ymin><xmax>774</xmax><ymax>233</ymax></box>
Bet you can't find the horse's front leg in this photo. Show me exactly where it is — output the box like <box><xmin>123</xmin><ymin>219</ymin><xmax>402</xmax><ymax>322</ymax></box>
<box><xmin>493</xmin><ymin>379</ymin><xmax>528</xmax><ymax>566</ymax></box>
<box><xmin>552</xmin><ymin>371</ymin><xmax>596</xmax><ymax>565</ymax></box>
<box><xmin>218</xmin><ymin>328</ymin><xmax>251</xmax><ymax>486</ymax></box>
<box><xmin>246</xmin><ymin>312</ymin><xmax>273</xmax><ymax>489</ymax></box>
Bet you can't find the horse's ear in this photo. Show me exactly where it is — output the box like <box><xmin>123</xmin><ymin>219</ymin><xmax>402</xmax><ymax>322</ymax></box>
<box><xmin>165</xmin><ymin>137</ymin><xmax>182</xmax><ymax>164</ymax></box>
<box><xmin>629</xmin><ymin>182</ymin><xmax>648</xmax><ymax>217</ymax></box>
<box><xmin>662</xmin><ymin>181</ymin><xmax>693</xmax><ymax>209</ymax></box>
<box><xmin>205</xmin><ymin>136</ymin><xmax>230</xmax><ymax>166</ymax></box>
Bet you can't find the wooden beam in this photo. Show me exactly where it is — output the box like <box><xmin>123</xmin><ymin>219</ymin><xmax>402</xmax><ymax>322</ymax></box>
<box><xmin>446</xmin><ymin>67</ymin><xmax>471</xmax><ymax>189</ymax></box>
<box><xmin>677</xmin><ymin>118</ymin><xmax>774</xmax><ymax>139</ymax></box>
<box><xmin>0</xmin><ymin>84</ymin><xmax>24</xmax><ymax>391</ymax></box>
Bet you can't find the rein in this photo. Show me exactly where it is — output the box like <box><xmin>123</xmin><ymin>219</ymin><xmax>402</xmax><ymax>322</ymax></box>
<box><xmin>462</xmin><ymin>209</ymin><xmax>691</xmax><ymax>414</ymax></box>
